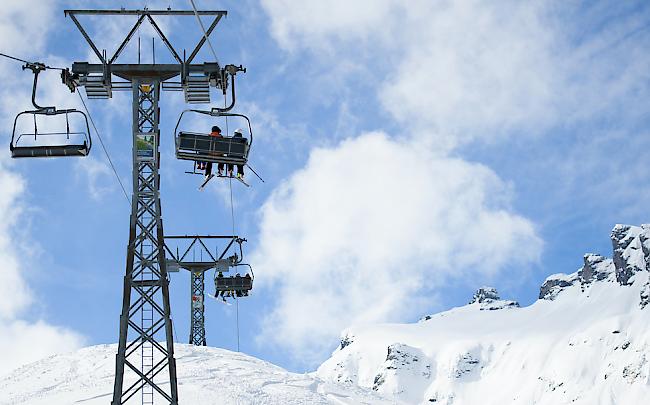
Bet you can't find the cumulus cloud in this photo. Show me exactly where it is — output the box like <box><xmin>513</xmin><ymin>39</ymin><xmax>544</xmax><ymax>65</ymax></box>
<box><xmin>253</xmin><ymin>1</ymin><xmax>650</xmax><ymax>364</ymax></box>
<box><xmin>0</xmin><ymin>0</ymin><xmax>85</xmax><ymax>376</ymax></box>
<box><xmin>0</xmin><ymin>159</ymin><xmax>85</xmax><ymax>375</ymax></box>
<box><xmin>253</xmin><ymin>133</ymin><xmax>541</xmax><ymax>363</ymax></box>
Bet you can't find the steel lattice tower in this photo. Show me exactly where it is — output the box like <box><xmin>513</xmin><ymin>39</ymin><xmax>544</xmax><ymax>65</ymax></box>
<box><xmin>112</xmin><ymin>80</ymin><xmax>178</xmax><ymax>405</ymax></box>
<box><xmin>59</xmin><ymin>8</ymin><xmax>235</xmax><ymax>404</ymax></box>
<box><xmin>190</xmin><ymin>271</ymin><xmax>207</xmax><ymax>346</ymax></box>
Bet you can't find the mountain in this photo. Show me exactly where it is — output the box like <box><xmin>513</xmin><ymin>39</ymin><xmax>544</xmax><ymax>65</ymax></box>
<box><xmin>3</xmin><ymin>224</ymin><xmax>649</xmax><ymax>404</ymax></box>
<box><xmin>0</xmin><ymin>344</ymin><xmax>389</xmax><ymax>404</ymax></box>
<box><xmin>317</xmin><ymin>224</ymin><xmax>650</xmax><ymax>404</ymax></box>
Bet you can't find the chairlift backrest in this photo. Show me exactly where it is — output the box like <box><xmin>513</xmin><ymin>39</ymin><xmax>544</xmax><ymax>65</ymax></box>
<box><xmin>215</xmin><ymin>274</ymin><xmax>253</xmax><ymax>291</ymax></box>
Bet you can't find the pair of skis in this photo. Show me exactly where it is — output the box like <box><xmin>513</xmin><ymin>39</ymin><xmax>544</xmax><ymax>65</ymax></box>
<box><xmin>198</xmin><ymin>173</ymin><xmax>249</xmax><ymax>190</ymax></box>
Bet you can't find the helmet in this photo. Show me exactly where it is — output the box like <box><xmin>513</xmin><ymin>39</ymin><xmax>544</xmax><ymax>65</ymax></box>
<box><xmin>211</xmin><ymin>125</ymin><xmax>221</xmax><ymax>133</ymax></box>
<box><xmin>234</xmin><ymin>128</ymin><xmax>244</xmax><ymax>136</ymax></box>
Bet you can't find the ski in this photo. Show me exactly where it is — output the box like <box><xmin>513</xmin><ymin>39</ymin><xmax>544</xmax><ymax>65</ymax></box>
<box><xmin>217</xmin><ymin>174</ymin><xmax>250</xmax><ymax>187</ymax></box>
<box><xmin>234</xmin><ymin>176</ymin><xmax>250</xmax><ymax>187</ymax></box>
<box><xmin>198</xmin><ymin>173</ymin><xmax>215</xmax><ymax>191</ymax></box>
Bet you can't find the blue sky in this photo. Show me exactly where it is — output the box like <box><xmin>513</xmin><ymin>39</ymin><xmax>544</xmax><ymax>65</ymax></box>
<box><xmin>0</xmin><ymin>0</ymin><xmax>649</xmax><ymax>374</ymax></box>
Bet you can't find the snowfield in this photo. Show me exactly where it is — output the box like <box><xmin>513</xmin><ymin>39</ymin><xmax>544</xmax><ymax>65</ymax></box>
<box><xmin>317</xmin><ymin>224</ymin><xmax>650</xmax><ymax>404</ymax></box>
<box><xmin>0</xmin><ymin>344</ymin><xmax>390</xmax><ymax>404</ymax></box>
<box><xmin>2</xmin><ymin>224</ymin><xmax>650</xmax><ymax>404</ymax></box>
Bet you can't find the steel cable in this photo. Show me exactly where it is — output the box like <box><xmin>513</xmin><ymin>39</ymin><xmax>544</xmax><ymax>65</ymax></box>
<box><xmin>77</xmin><ymin>92</ymin><xmax>131</xmax><ymax>206</ymax></box>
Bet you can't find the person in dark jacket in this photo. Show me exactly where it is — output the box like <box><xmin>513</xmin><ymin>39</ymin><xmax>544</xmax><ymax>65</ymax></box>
<box><xmin>232</xmin><ymin>128</ymin><xmax>246</xmax><ymax>178</ymax></box>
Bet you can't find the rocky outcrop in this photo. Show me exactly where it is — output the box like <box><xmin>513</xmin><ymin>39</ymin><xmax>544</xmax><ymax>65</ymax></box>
<box><xmin>541</xmin><ymin>224</ymin><xmax>650</xmax><ymax>301</ymax></box>
<box><xmin>372</xmin><ymin>344</ymin><xmax>431</xmax><ymax>403</ymax></box>
<box><xmin>539</xmin><ymin>273</ymin><xmax>579</xmax><ymax>300</ymax></box>
<box><xmin>611</xmin><ymin>224</ymin><xmax>649</xmax><ymax>285</ymax></box>
<box><xmin>578</xmin><ymin>254</ymin><xmax>615</xmax><ymax>284</ymax></box>
<box><xmin>468</xmin><ymin>287</ymin><xmax>520</xmax><ymax>310</ymax></box>
<box><xmin>340</xmin><ymin>334</ymin><xmax>355</xmax><ymax>350</ymax></box>
<box><xmin>641</xmin><ymin>282</ymin><xmax>650</xmax><ymax>309</ymax></box>
<box><xmin>469</xmin><ymin>287</ymin><xmax>500</xmax><ymax>304</ymax></box>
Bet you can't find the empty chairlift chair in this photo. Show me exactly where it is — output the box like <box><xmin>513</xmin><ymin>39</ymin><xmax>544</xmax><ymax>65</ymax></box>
<box><xmin>9</xmin><ymin>62</ymin><xmax>91</xmax><ymax>158</ymax></box>
<box><xmin>10</xmin><ymin>109</ymin><xmax>91</xmax><ymax>158</ymax></box>
<box><xmin>174</xmin><ymin>109</ymin><xmax>253</xmax><ymax>167</ymax></box>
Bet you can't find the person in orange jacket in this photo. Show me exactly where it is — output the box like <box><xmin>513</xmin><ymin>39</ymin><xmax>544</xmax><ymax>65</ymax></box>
<box><xmin>204</xmin><ymin>125</ymin><xmax>224</xmax><ymax>176</ymax></box>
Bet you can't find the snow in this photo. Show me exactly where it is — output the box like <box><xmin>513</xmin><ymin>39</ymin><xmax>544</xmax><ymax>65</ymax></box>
<box><xmin>0</xmin><ymin>344</ymin><xmax>390</xmax><ymax>405</ymax></box>
<box><xmin>3</xmin><ymin>224</ymin><xmax>650</xmax><ymax>404</ymax></box>
<box><xmin>317</xmin><ymin>225</ymin><xmax>650</xmax><ymax>404</ymax></box>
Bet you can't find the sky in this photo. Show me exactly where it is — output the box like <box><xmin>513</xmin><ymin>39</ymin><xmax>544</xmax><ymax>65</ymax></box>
<box><xmin>0</xmin><ymin>0</ymin><xmax>649</xmax><ymax>375</ymax></box>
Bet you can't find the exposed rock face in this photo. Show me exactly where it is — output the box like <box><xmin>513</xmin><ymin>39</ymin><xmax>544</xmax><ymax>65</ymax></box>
<box><xmin>372</xmin><ymin>343</ymin><xmax>431</xmax><ymax>403</ymax></box>
<box><xmin>611</xmin><ymin>224</ymin><xmax>649</xmax><ymax>285</ymax></box>
<box><xmin>578</xmin><ymin>254</ymin><xmax>615</xmax><ymax>284</ymax></box>
<box><xmin>539</xmin><ymin>273</ymin><xmax>579</xmax><ymax>300</ymax></box>
<box><xmin>469</xmin><ymin>287</ymin><xmax>500</xmax><ymax>304</ymax></box>
<box><xmin>468</xmin><ymin>287</ymin><xmax>520</xmax><ymax>310</ymax></box>
<box><xmin>541</xmin><ymin>224</ymin><xmax>650</xmax><ymax>301</ymax></box>
<box><xmin>340</xmin><ymin>334</ymin><xmax>354</xmax><ymax>350</ymax></box>
<box><xmin>641</xmin><ymin>282</ymin><xmax>650</xmax><ymax>309</ymax></box>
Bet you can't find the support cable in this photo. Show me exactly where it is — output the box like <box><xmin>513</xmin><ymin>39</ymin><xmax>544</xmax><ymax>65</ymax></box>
<box><xmin>236</xmin><ymin>296</ymin><xmax>240</xmax><ymax>352</ymax></box>
<box><xmin>188</xmin><ymin>0</ymin><xmax>220</xmax><ymax>63</ymax></box>
<box><xmin>77</xmin><ymin>92</ymin><xmax>131</xmax><ymax>206</ymax></box>
<box><xmin>228</xmin><ymin>177</ymin><xmax>236</xmax><ymax>236</ymax></box>
<box><xmin>0</xmin><ymin>52</ymin><xmax>67</xmax><ymax>70</ymax></box>
<box><xmin>0</xmin><ymin>52</ymin><xmax>29</xmax><ymax>64</ymax></box>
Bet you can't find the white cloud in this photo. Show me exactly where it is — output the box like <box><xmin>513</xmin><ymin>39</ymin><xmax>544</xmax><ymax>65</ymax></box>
<box><xmin>261</xmin><ymin>0</ymin><xmax>650</xmax><ymax>148</ymax></box>
<box><xmin>261</xmin><ymin>0</ymin><xmax>398</xmax><ymax>52</ymax></box>
<box><xmin>252</xmin><ymin>133</ymin><xmax>541</xmax><ymax>363</ymax></box>
<box><xmin>75</xmin><ymin>157</ymin><xmax>115</xmax><ymax>200</ymax></box>
<box><xmin>0</xmin><ymin>320</ymin><xmax>84</xmax><ymax>376</ymax></box>
<box><xmin>0</xmin><ymin>0</ymin><xmax>85</xmax><ymax>375</ymax></box>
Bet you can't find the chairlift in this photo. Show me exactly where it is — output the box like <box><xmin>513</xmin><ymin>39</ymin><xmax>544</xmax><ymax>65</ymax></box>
<box><xmin>174</xmin><ymin>108</ymin><xmax>253</xmax><ymax>167</ymax></box>
<box><xmin>213</xmin><ymin>241</ymin><xmax>254</xmax><ymax>295</ymax></box>
<box><xmin>9</xmin><ymin>62</ymin><xmax>91</xmax><ymax>158</ymax></box>
<box><xmin>214</xmin><ymin>264</ymin><xmax>254</xmax><ymax>294</ymax></box>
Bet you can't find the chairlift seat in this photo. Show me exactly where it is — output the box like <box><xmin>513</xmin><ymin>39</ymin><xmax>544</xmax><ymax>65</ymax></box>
<box><xmin>10</xmin><ymin>109</ymin><xmax>92</xmax><ymax>159</ymax></box>
<box><xmin>11</xmin><ymin>143</ymin><xmax>89</xmax><ymax>158</ymax></box>
<box><xmin>215</xmin><ymin>275</ymin><xmax>253</xmax><ymax>292</ymax></box>
<box><xmin>177</xmin><ymin>132</ymin><xmax>249</xmax><ymax>165</ymax></box>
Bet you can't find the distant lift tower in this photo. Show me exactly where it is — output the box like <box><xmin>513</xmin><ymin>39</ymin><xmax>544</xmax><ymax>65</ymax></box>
<box><xmin>63</xmin><ymin>8</ymin><xmax>244</xmax><ymax>404</ymax></box>
<box><xmin>164</xmin><ymin>235</ymin><xmax>249</xmax><ymax>346</ymax></box>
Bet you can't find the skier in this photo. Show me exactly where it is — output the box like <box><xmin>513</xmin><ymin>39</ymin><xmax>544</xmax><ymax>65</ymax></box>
<box><xmin>204</xmin><ymin>125</ymin><xmax>224</xmax><ymax>177</ymax></box>
<box><xmin>215</xmin><ymin>271</ymin><xmax>227</xmax><ymax>302</ymax></box>
<box><xmin>232</xmin><ymin>128</ymin><xmax>246</xmax><ymax>179</ymax></box>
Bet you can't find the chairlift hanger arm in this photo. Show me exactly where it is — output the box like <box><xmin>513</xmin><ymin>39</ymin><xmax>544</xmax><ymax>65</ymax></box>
<box><xmin>23</xmin><ymin>63</ymin><xmax>55</xmax><ymax>112</ymax></box>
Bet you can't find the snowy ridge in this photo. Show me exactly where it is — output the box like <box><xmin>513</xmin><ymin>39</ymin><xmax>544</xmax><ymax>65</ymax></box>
<box><xmin>0</xmin><ymin>345</ymin><xmax>390</xmax><ymax>404</ymax></box>
<box><xmin>317</xmin><ymin>224</ymin><xmax>650</xmax><ymax>404</ymax></box>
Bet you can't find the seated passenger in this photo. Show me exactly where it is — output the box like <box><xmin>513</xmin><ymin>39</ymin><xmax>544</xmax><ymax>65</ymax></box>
<box><xmin>232</xmin><ymin>128</ymin><xmax>247</xmax><ymax>179</ymax></box>
<box><xmin>205</xmin><ymin>125</ymin><xmax>223</xmax><ymax>176</ymax></box>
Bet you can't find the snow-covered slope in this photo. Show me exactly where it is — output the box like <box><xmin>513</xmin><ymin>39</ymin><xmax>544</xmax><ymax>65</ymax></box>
<box><xmin>318</xmin><ymin>224</ymin><xmax>650</xmax><ymax>405</ymax></box>
<box><xmin>0</xmin><ymin>344</ymin><xmax>389</xmax><ymax>405</ymax></box>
